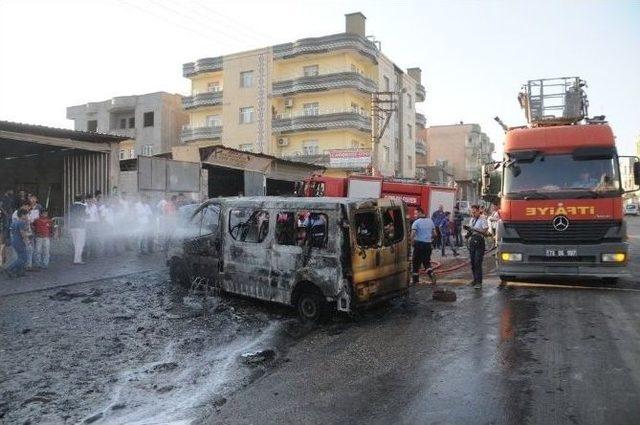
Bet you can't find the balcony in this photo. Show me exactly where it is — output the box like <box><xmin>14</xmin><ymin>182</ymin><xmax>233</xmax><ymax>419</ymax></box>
<box><xmin>415</xmin><ymin>140</ymin><xmax>427</xmax><ymax>156</ymax></box>
<box><xmin>180</xmin><ymin>124</ymin><xmax>223</xmax><ymax>143</ymax></box>
<box><xmin>273</xmin><ymin>33</ymin><xmax>379</xmax><ymax>63</ymax></box>
<box><xmin>416</xmin><ymin>83</ymin><xmax>426</xmax><ymax>102</ymax></box>
<box><xmin>182</xmin><ymin>91</ymin><xmax>223</xmax><ymax>110</ymax></box>
<box><xmin>183</xmin><ymin>56</ymin><xmax>223</xmax><ymax>78</ymax></box>
<box><xmin>415</xmin><ymin>112</ymin><xmax>426</xmax><ymax>128</ymax></box>
<box><xmin>282</xmin><ymin>153</ymin><xmax>331</xmax><ymax>167</ymax></box>
<box><xmin>109</xmin><ymin>128</ymin><xmax>136</xmax><ymax>139</ymax></box>
<box><xmin>272</xmin><ymin>110</ymin><xmax>371</xmax><ymax>134</ymax></box>
<box><xmin>108</xmin><ymin>96</ymin><xmax>137</xmax><ymax>112</ymax></box>
<box><xmin>282</xmin><ymin>149</ymin><xmax>372</xmax><ymax>169</ymax></box>
<box><xmin>273</xmin><ymin>70</ymin><xmax>377</xmax><ymax>97</ymax></box>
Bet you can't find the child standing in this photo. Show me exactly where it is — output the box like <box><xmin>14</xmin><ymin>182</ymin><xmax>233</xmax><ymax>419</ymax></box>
<box><xmin>33</xmin><ymin>210</ymin><xmax>53</xmax><ymax>269</ymax></box>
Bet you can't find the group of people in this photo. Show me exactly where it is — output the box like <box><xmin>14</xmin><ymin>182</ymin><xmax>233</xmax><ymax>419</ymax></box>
<box><xmin>67</xmin><ymin>191</ymin><xmax>192</xmax><ymax>265</ymax></box>
<box><xmin>0</xmin><ymin>190</ymin><xmax>54</xmax><ymax>278</ymax></box>
<box><xmin>410</xmin><ymin>202</ymin><xmax>501</xmax><ymax>289</ymax></box>
<box><xmin>0</xmin><ymin>188</ymin><xmax>194</xmax><ymax>278</ymax></box>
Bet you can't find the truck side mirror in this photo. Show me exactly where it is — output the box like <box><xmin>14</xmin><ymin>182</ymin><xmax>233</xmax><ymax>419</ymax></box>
<box><xmin>634</xmin><ymin>161</ymin><xmax>640</xmax><ymax>185</ymax></box>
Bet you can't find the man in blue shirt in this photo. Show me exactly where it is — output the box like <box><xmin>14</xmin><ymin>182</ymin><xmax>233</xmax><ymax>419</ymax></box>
<box><xmin>411</xmin><ymin>207</ymin><xmax>436</xmax><ymax>285</ymax></box>
<box><xmin>6</xmin><ymin>209</ymin><xmax>29</xmax><ymax>278</ymax></box>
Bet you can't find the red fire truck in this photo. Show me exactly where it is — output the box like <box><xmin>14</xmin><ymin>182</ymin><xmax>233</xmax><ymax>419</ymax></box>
<box><xmin>303</xmin><ymin>174</ymin><xmax>456</xmax><ymax>218</ymax></box>
<box><xmin>485</xmin><ymin>77</ymin><xmax>640</xmax><ymax>284</ymax></box>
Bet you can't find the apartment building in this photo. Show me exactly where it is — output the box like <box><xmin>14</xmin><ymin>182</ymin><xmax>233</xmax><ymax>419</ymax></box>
<box><xmin>424</xmin><ymin>123</ymin><xmax>494</xmax><ymax>202</ymax></box>
<box><xmin>181</xmin><ymin>12</ymin><xmax>426</xmax><ymax>178</ymax></box>
<box><xmin>67</xmin><ymin>92</ymin><xmax>188</xmax><ymax>160</ymax></box>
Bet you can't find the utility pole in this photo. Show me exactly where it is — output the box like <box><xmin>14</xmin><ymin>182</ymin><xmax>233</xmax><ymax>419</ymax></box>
<box><xmin>370</xmin><ymin>91</ymin><xmax>397</xmax><ymax>176</ymax></box>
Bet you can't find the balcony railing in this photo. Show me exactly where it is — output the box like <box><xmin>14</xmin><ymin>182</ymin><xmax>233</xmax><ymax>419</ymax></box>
<box><xmin>180</xmin><ymin>125</ymin><xmax>223</xmax><ymax>143</ymax></box>
<box><xmin>272</xmin><ymin>109</ymin><xmax>371</xmax><ymax>134</ymax></box>
<box><xmin>108</xmin><ymin>96</ymin><xmax>137</xmax><ymax>111</ymax></box>
<box><xmin>183</xmin><ymin>56</ymin><xmax>223</xmax><ymax>78</ymax></box>
<box><xmin>415</xmin><ymin>112</ymin><xmax>426</xmax><ymax>128</ymax></box>
<box><xmin>273</xmin><ymin>71</ymin><xmax>377</xmax><ymax>97</ymax></box>
<box><xmin>415</xmin><ymin>140</ymin><xmax>427</xmax><ymax>155</ymax></box>
<box><xmin>182</xmin><ymin>91</ymin><xmax>223</xmax><ymax>110</ymax></box>
<box><xmin>416</xmin><ymin>83</ymin><xmax>426</xmax><ymax>102</ymax></box>
<box><xmin>282</xmin><ymin>153</ymin><xmax>331</xmax><ymax>166</ymax></box>
<box><xmin>273</xmin><ymin>33</ymin><xmax>379</xmax><ymax>63</ymax></box>
<box><xmin>109</xmin><ymin>128</ymin><xmax>136</xmax><ymax>139</ymax></box>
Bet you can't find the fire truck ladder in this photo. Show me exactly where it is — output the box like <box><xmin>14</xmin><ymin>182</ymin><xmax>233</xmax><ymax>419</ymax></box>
<box><xmin>518</xmin><ymin>77</ymin><xmax>589</xmax><ymax>126</ymax></box>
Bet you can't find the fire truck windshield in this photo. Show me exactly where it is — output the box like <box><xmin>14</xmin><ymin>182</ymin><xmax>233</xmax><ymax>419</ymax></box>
<box><xmin>504</xmin><ymin>153</ymin><xmax>620</xmax><ymax>198</ymax></box>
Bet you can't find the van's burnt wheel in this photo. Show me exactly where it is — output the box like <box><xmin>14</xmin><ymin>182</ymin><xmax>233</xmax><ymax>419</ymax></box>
<box><xmin>296</xmin><ymin>290</ymin><xmax>325</xmax><ymax>323</ymax></box>
<box><xmin>169</xmin><ymin>258</ymin><xmax>190</xmax><ymax>288</ymax></box>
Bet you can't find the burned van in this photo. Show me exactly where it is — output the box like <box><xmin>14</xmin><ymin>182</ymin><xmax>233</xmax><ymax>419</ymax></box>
<box><xmin>167</xmin><ymin>197</ymin><xmax>410</xmax><ymax>321</ymax></box>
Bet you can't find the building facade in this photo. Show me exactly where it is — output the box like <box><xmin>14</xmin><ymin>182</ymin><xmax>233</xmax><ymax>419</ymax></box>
<box><xmin>424</xmin><ymin>123</ymin><xmax>494</xmax><ymax>203</ymax></box>
<box><xmin>67</xmin><ymin>92</ymin><xmax>188</xmax><ymax>160</ymax></box>
<box><xmin>181</xmin><ymin>12</ymin><xmax>426</xmax><ymax>178</ymax></box>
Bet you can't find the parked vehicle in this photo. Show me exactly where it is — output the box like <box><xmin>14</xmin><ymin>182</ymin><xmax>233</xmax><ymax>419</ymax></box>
<box><xmin>485</xmin><ymin>77</ymin><xmax>640</xmax><ymax>284</ymax></box>
<box><xmin>624</xmin><ymin>203</ymin><xmax>639</xmax><ymax>216</ymax></box>
<box><xmin>167</xmin><ymin>197</ymin><xmax>410</xmax><ymax>321</ymax></box>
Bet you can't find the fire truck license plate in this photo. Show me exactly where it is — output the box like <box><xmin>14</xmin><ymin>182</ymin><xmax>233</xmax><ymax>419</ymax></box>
<box><xmin>545</xmin><ymin>249</ymin><xmax>577</xmax><ymax>257</ymax></box>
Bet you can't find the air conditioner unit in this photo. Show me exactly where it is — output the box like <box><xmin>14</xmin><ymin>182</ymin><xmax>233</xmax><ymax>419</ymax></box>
<box><xmin>277</xmin><ymin>137</ymin><xmax>289</xmax><ymax>147</ymax></box>
<box><xmin>284</xmin><ymin>98</ymin><xmax>294</xmax><ymax>108</ymax></box>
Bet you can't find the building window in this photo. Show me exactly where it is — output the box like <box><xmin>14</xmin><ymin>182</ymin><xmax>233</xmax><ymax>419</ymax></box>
<box><xmin>87</xmin><ymin>120</ymin><xmax>97</xmax><ymax>132</ymax></box>
<box><xmin>407</xmin><ymin>124</ymin><xmax>412</xmax><ymax>139</ymax></box>
<box><xmin>240</xmin><ymin>71</ymin><xmax>253</xmax><ymax>88</ymax></box>
<box><xmin>407</xmin><ymin>155</ymin><xmax>413</xmax><ymax>168</ymax></box>
<box><xmin>206</xmin><ymin>115</ymin><xmax>221</xmax><ymax>127</ymax></box>
<box><xmin>239</xmin><ymin>143</ymin><xmax>253</xmax><ymax>152</ymax></box>
<box><xmin>383</xmin><ymin>76</ymin><xmax>390</xmax><ymax>91</ymax></box>
<box><xmin>303</xmin><ymin>102</ymin><xmax>319</xmax><ymax>116</ymax></box>
<box><xmin>143</xmin><ymin>112</ymin><xmax>154</xmax><ymax>127</ymax></box>
<box><xmin>142</xmin><ymin>144</ymin><xmax>154</xmax><ymax>156</ymax></box>
<box><xmin>119</xmin><ymin>149</ymin><xmax>125</xmax><ymax>160</ymax></box>
<box><xmin>394</xmin><ymin>138</ymin><xmax>400</xmax><ymax>150</ymax></box>
<box><xmin>383</xmin><ymin>146</ymin><xmax>390</xmax><ymax>163</ymax></box>
<box><xmin>119</xmin><ymin>118</ymin><xmax>127</xmax><ymax>129</ymax></box>
<box><xmin>239</xmin><ymin>107</ymin><xmax>254</xmax><ymax>124</ymax></box>
<box><xmin>351</xmin><ymin>64</ymin><xmax>363</xmax><ymax>74</ymax></box>
<box><xmin>351</xmin><ymin>140</ymin><xmax>362</xmax><ymax>149</ymax></box>
<box><xmin>350</xmin><ymin>102</ymin><xmax>362</xmax><ymax>115</ymax></box>
<box><xmin>407</xmin><ymin>94</ymin><xmax>412</xmax><ymax>109</ymax></box>
<box><xmin>302</xmin><ymin>140</ymin><xmax>319</xmax><ymax>155</ymax></box>
<box><xmin>208</xmin><ymin>81</ymin><xmax>221</xmax><ymax>92</ymax></box>
<box><xmin>128</xmin><ymin>117</ymin><xmax>135</xmax><ymax>128</ymax></box>
<box><xmin>130</xmin><ymin>148</ymin><xmax>135</xmax><ymax>158</ymax></box>
<box><xmin>303</xmin><ymin>65</ymin><xmax>319</xmax><ymax>77</ymax></box>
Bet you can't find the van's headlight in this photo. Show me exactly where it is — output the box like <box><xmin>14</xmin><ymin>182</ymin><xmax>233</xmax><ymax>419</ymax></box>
<box><xmin>500</xmin><ymin>252</ymin><xmax>522</xmax><ymax>262</ymax></box>
<box><xmin>602</xmin><ymin>253</ymin><xmax>626</xmax><ymax>262</ymax></box>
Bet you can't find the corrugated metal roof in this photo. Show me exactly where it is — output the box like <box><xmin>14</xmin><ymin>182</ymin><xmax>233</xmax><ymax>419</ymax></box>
<box><xmin>0</xmin><ymin>120</ymin><xmax>129</xmax><ymax>143</ymax></box>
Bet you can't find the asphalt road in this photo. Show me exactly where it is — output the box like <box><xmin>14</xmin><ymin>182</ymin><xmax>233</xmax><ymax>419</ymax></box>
<box><xmin>210</xmin><ymin>217</ymin><xmax>640</xmax><ymax>425</ymax></box>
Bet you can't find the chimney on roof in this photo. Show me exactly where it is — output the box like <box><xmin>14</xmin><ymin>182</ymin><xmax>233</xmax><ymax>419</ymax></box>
<box><xmin>407</xmin><ymin>67</ymin><xmax>422</xmax><ymax>84</ymax></box>
<box><xmin>345</xmin><ymin>12</ymin><xmax>366</xmax><ymax>37</ymax></box>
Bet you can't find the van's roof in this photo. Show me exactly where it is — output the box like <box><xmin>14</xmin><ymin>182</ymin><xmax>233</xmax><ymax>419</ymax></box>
<box><xmin>200</xmin><ymin>196</ymin><xmax>387</xmax><ymax>209</ymax></box>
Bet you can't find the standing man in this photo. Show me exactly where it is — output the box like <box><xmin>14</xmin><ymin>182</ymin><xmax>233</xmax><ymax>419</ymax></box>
<box><xmin>411</xmin><ymin>207</ymin><xmax>436</xmax><ymax>285</ymax></box>
<box><xmin>69</xmin><ymin>195</ymin><xmax>87</xmax><ymax>265</ymax></box>
<box><xmin>33</xmin><ymin>209</ymin><xmax>53</xmax><ymax>269</ymax></box>
<box><xmin>488</xmin><ymin>203</ymin><xmax>501</xmax><ymax>248</ymax></box>
<box><xmin>5</xmin><ymin>209</ymin><xmax>29</xmax><ymax>278</ymax></box>
<box><xmin>431</xmin><ymin>205</ymin><xmax>445</xmax><ymax>249</ymax></box>
<box><xmin>465</xmin><ymin>204</ymin><xmax>490</xmax><ymax>289</ymax></box>
<box><xmin>453</xmin><ymin>205</ymin><xmax>464</xmax><ymax>247</ymax></box>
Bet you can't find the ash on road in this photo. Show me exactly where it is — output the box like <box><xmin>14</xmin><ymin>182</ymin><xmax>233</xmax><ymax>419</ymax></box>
<box><xmin>2</xmin><ymin>218</ymin><xmax>640</xmax><ymax>425</ymax></box>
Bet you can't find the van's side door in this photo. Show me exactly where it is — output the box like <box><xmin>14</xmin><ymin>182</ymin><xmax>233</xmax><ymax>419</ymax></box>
<box><xmin>222</xmin><ymin>207</ymin><xmax>275</xmax><ymax>301</ymax></box>
<box><xmin>350</xmin><ymin>207</ymin><xmax>383</xmax><ymax>303</ymax></box>
<box><xmin>378</xmin><ymin>201</ymin><xmax>410</xmax><ymax>294</ymax></box>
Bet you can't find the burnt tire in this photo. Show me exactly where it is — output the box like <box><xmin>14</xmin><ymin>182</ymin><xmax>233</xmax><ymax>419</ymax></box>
<box><xmin>296</xmin><ymin>290</ymin><xmax>325</xmax><ymax>323</ymax></box>
<box><xmin>169</xmin><ymin>258</ymin><xmax>190</xmax><ymax>288</ymax></box>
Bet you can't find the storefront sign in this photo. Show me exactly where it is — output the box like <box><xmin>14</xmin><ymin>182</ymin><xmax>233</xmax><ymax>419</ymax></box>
<box><xmin>328</xmin><ymin>149</ymin><xmax>371</xmax><ymax>168</ymax></box>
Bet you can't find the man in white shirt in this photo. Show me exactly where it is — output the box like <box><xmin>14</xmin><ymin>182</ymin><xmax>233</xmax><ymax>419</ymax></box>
<box><xmin>465</xmin><ymin>204</ymin><xmax>490</xmax><ymax>289</ymax></box>
<box><xmin>135</xmin><ymin>196</ymin><xmax>154</xmax><ymax>254</ymax></box>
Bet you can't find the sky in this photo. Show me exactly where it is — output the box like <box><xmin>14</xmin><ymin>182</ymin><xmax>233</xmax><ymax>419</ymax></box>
<box><xmin>1</xmin><ymin>0</ymin><xmax>639</xmax><ymax>156</ymax></box>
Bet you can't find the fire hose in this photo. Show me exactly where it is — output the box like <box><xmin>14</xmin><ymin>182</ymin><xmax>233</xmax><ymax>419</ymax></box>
<box><xmin>415</xmin><ymin>245</ymin><xmax>498</xmax><ymax>280</ymax></box>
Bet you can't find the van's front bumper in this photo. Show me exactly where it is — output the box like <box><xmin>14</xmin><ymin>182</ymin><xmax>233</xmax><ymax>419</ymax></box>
<box><xmin>496</xmin><ymin>242</ymin><xmax>630</xmax><ymax>279</ymax></box>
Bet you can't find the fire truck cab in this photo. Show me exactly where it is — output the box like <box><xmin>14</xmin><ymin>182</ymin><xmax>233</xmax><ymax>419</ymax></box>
<box><xmin>485</xmin><ymin>77</ymin><xmax>640</xmax><ymax>283</ymax></box>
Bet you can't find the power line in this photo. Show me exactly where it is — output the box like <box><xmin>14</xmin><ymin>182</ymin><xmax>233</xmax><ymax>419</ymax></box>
<box><xmin>144</xmin><ymin>0</ymin><xmax>260</xmax><ymax>47</ymax></box>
